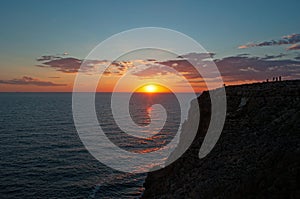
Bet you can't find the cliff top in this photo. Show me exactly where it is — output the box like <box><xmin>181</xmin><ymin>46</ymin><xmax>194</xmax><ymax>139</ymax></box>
<box><xmin>142</xmin><ymin>80</ymin><xmax>300</xmax><ymax>199</ymax></box>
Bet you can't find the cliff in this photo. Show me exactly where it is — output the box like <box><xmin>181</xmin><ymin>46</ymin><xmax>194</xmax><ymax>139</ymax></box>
<box><xmin>142</xmin><ymin>80</ymin><xmax>300</xmax><ymax>199</ymax></box>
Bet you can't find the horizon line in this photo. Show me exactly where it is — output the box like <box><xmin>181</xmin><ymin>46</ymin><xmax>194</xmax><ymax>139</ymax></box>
<box><xmin>0</xmin><ymin>91</ymin><xmax>201</xmax><ymax>94</ymax></box>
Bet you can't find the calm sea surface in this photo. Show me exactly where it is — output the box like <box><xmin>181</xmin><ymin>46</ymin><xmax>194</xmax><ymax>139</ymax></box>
<box><xmin>0</xmin><ymin>92</ymin><xmax>191</xmax><ymax>198</ymax></box>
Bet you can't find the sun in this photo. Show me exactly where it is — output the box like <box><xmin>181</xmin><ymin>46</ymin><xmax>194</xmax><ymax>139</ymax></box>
<box><xmin>136</xmin><ymin>84</ymin><xmax>170</xmax><ymax>93</ymax></box>
<box><xmin>144</xmin><ymin>84</ymin><xmax>157</xmax><ymax>93</ymax></box>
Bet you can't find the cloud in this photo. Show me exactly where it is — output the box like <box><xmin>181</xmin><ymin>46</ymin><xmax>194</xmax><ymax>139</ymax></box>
<box><xmin>294</xmin><ymin>55</ymin><xmax>300</xmax><ymax>60</ymax></box>
<box><xmin>97</xmin><ymin>60</ymin><xmax>137</xmax><ymax>77</ymax></box>
<box><xmin>132</xmin><ymin>52</ymin><xmax>300</xmax><ymax>83</ymax></box>
<box><xmin>132</xmin><ymin>58</ymin><xmax>201</xmax><ymax>80</ymax></box>
<box><xmin>36</xmin><ymin>52</ymin><xmax>300</xmax><ymax>85</ymax></box>
<box><xmin>238</xmin><ymin>33</ymin><xmax>300</xmax><ymax>49</ymax></box>
<box><xmin>238</xmin><ymin>44</ymin><xmax>255</xmax><ymax>49</ymax></box>
<box><xmin>48</xmin><ymin>76</ymin><xmax>61</xmax><ymax>79</ymax></box>
<box><xmin>157</xmin><ymin>59</ymin><xmax>202</xmax><ymax>79</ymax></box>
<box><xmin>215</xmin><ymin>55</ymin><xmax>300</xmax><ymax>81</ymax></box>
<box><xmin>261</xmin><ymin>53</ymin><xmax>286</xmax><ymax>60</ymax></box>
<box><xmin>36</xmin><ymin>54</ymin><xmax>130</xmax><ymax>75</ymax></box>
<box><xmin>236</xmin><ymin>53</ymin><xmax>250</xmax><ymax>57</ymax></box>
<box><xmin>130</xmin><ymin>53</ymin><xmax>219</xmax><ymax>91</ymax></box>
<box><xmin>37</xmin><ymin>53</ymin><xmax>212</xmax><ymax>77</ymax></box>
<box><xmin>239</xmin><ymin>66</ymin><xmax>259</xmax><ymax>72</ymax></box>
<box><xmin>37</xmin><ymin>57</ymin><xmax>82</xmax><ymax>73</ymax></box>
<box><xmin>37</xmin><ymin>55</ymin><xmax>113</xmax><ymax>73</ymax></box>
<box><xmin>132</xmin><ymin>64</ymin><xmax>177</xmax><ymax>78</ymax></box>
<box><xmin>0</xmin><ymin>76</ymin><xmax>67</xmax><ymax>86</ymax></box>
<box><xmin>36</xmin><ymin>55</ymin><xmax>61</xmax><ymax>61</ymax></box>
<box><xmin>177</xmin><ymin>52</ymin><xmax>215</xmax><ymax>59</ymax></box>
<box><xmin>157</xmin><ymin>53</ymin><xmax>218</xmax><ymax>79</ymax></box>
<box><xmin>287</xmin><ymin>43</ymin><xmax>300</xmax><ymax>50</ymax></box>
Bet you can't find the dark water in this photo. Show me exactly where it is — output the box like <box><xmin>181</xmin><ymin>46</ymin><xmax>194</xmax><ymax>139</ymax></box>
<box><xmin>0</xmin><ymin>93</ymin><xmax>185</xmax><ymax>198</ymax></box>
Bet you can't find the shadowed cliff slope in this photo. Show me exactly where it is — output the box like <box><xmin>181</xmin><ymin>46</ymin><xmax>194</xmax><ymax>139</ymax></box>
<box><xmin>142</xmin><ymin>80</ymin><xmax>300</xmax><ymax>199</ymax></box>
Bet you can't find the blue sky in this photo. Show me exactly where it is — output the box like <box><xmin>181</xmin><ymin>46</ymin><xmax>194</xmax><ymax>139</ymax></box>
<box><xmin>1</xmin><ymin>0</ymin><xmax>300</xmax><ymax>59</ymax></box>
<box><xmin>0</xmin><ymin>0</ymin><xmax>300</xmax><ymax>91</ymax></box>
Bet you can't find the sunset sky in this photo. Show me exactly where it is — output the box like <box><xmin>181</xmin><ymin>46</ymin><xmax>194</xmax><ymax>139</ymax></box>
<box><xmin>1</xmin><ymin>0</ymin><xmax>300</xmax><ymax>92</ymax></box>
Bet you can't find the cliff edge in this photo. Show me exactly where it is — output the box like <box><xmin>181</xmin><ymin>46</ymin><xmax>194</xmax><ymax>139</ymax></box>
<box><xmin>142</xmin><ymin>80</ymin><xmax>300</xmax><ymax>199</ymax></box>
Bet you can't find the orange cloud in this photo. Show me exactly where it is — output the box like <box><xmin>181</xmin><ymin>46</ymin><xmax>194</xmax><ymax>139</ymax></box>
<box><xmin>287</xmin><ymin>43</ymin><xmax>300</xmax><ymax>50</ymax></box>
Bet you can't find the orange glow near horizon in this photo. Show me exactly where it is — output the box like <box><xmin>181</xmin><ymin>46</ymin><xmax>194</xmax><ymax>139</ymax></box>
<box><xmin>136</xmin><ymin>84</ymin><xmax>170</xmax><ymax>93</ymax></box>
<box><xmin>0</xmin><ymin>70</ymin><xmax>263</xmax><ymax>93</ymax></box>
<box><xmin>144</xmin><ymin>85</ymin><xmax>157</xmax><ymax>93</ymax></box>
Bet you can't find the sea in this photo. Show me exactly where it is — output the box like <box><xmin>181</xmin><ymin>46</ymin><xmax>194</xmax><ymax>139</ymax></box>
<box><xmin>0</xmin><ymin>92</ymin><xmax>194</xmax><ymax>198</ymax></box>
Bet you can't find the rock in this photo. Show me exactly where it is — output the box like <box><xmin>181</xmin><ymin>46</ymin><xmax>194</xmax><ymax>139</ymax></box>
<box><xmin>142</xmin><ymin>80</ymin><xmax>300</xmax><ymax>199</ymax></box>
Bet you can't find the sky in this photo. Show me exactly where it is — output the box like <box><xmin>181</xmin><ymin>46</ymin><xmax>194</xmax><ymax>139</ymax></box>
<box><xmin>0</xmin><ymin>0</ymin><xmax>300</xmax><ymax>92</ymax></box>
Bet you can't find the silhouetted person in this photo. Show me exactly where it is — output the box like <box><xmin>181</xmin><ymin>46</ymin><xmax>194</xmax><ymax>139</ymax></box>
<box><xmin>266</xmin><ymin>79</ymin><xmax>269</xmax><ymax>82</ymax></box>
<box><xmin>276</xmin><ymin>77</ymin><xmax>278</xmax><ymax>81</ymax></box>
<box><xmin>279</xmin><ymin>76</ymin><xmax>282</xmax><ymax>81</ymax></box>
<box><xmin>273</xmin><ymin>77</ymin><xmax>275</xmax><ymax>81</ymax></box>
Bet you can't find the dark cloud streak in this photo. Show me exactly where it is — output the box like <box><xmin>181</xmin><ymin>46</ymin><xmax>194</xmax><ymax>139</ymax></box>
<box><xmin>132</xmin><ymin>53</ymin><xmax>300</xmax><ymax>83</ymax></box>
<box><xmin>239</xmin><ymin>33</ymin><xmax>300</xmax><ymax>50</ymax></box>
<box><xmin>37</xmin><ymin>57</ymin><xmax>82</xmax><ymax>73</ymax></box>
<box><xmin>0</xmin><ymin>76</ymin><xmax>66</xmax><ymax>86</ymax></box>
<box><xmin>215</xmin><ymin>55</ymin><xmax>300</xmax><ymax>81</ymax></box>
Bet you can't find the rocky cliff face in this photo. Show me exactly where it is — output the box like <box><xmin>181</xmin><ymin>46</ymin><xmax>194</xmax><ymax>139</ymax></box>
<box><xmin>142</xmin><ymin>80</ymin><xmax>300</xmax><ymax>199</ymax></box>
